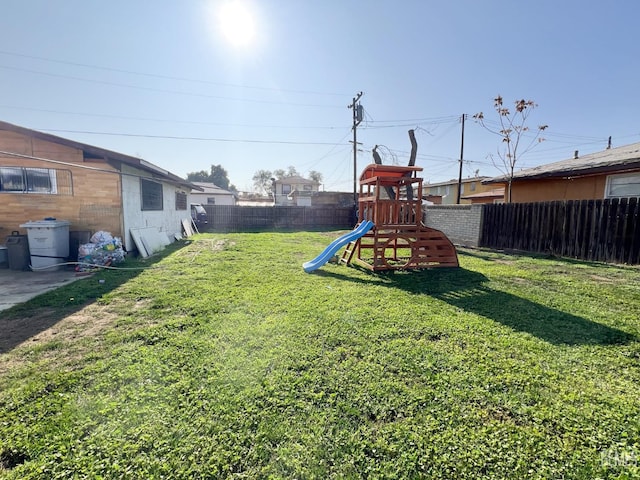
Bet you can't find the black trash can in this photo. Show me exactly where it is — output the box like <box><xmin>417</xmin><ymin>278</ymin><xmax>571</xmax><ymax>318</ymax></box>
<box><xmin>6</xmin><ymin>231</ymin><xmax>30</xmax><ymax>271</ymax></box>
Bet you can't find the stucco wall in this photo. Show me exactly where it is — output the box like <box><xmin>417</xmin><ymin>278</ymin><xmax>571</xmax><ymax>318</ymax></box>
<box><xmin>121</xmin><ymin>164</ymin><xmax>189</xmax><ymax>251</ymax></box>
<box><xmin>423</xmin><ymin>204</ymin><xmax>483</xmax><ymax>247</ymax></box>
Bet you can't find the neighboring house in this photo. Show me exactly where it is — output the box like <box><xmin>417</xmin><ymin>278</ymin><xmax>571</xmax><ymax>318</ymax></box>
<box><xmin>483</xmin><ymin>142</ymin><xmax>640</xmax><ymax>203</ymax></box>
<box><xmin>236</xmin><ymin>192</ymin><xmax>274</xmax><ymax>206</ymax></box>
<box><xmin>309</xmin><ymin>191</ymin><xmax>354</xmax><ymax>207</ymax></box>
<box><xmin>461</xmin><ymin>187</ymin><xmax>505</xmax><ymax>204</ymax></box>
<box><xmin>190</xmin><ymin>182</ymin><xmax>236</xmax><ymax>206</ymax></box>
<box><xmin>422</xmin><ymin>177</ymin><xmax>493</xmax><ymax>205</ymax></box>
<box><xmin>272</xmin><ymin>175</ymin><xmax>320</xmax><ymax>206</ymax></box>
<box><xmin>0</xmin><ymin>120</ymin><xmax>199</xmax><ymax>252</ymax></box>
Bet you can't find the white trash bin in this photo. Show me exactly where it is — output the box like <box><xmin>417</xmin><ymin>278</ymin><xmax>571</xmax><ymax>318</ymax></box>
<box><xmin>20</xmin><ymin>220</ymin><xmax>71</xmax><ymax>271</ymax></box>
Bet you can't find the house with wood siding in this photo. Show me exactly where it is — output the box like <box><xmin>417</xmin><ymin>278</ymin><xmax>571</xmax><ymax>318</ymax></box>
<box><xmin>422</xmin><ymin>176</ymin><xmax>497</xmax><ymax>205</ymax></box>
<box><xmin>0</xmin><ymin>120</ymin><xmax>199</xmax><ymax>252</ymax></box>
<box><xmin>483</xmin><ymin>142</ymin><xmax>640</xmax><ymax>202</ymax></box>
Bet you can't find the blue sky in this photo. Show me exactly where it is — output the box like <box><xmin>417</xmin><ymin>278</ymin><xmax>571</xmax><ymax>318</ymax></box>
<box><xmin>1</xmin><ymin>1</ymin><xmax>639</xmax><ymax>192</ymax></box>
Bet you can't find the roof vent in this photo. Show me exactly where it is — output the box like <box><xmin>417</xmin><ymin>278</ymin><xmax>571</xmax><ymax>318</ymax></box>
<box><xmin>574</xmin><ymin>150</ymin><xmax>579</xmax><ymax>159</ymax></box>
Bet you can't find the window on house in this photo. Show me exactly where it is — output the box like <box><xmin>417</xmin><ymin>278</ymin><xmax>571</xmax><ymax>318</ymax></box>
<box><xmin>141</xmin><ymin>178</ymin><xmax>163</xmax><ymax>210</ymax></box>
<box><xmin>175</xmin><ymin>191</ymin><xmax>187</xmax><ymax>210</ymax></box>
<box><xmin>303</xmin><ymin>184</ymin><xmax>312</xmax><ymax>191</ymax></box>
<box><xmin>207</xmin><ymin>197</ymin><xmax>216</xmax><ymax>204</ymax></box>
<box><xmin>282</xmin><ymin>184</ymin><xmax>291</xmax><ymax>195</ymax></box>
<box><xmin>0</xmin><ymin>167</ymin><xmax>24</xmax><ymax>191</ymax></box>
<box><xmin>0</xmin><ymin>167</ymin><xmax>71</xmax><ymax>194</ymax></box>
<box><xmin>605</xmin><ymin>173</ymin><xmax>640</xmax><ymax>198</ymax></box>
<box><xmin>470</xmin><ymin>182</ymin><xmax>477</xmax><ymax>192</ymax></box>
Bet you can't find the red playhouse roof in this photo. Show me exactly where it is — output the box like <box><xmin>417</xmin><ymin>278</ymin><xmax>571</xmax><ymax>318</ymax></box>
<box><xmin>359</xmin><ymin>164</ymin><xmax>423</xmax><ymax>181</ymax></box>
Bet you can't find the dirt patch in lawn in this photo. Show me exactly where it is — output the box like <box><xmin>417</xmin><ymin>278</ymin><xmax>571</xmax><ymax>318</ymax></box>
<box><xmin>0</xmin><ymin>303</ymin><xmax>121</xmax><ymax>375</ymax></box>
<box><xmin>589</xmin><ymin>274</ymin><xmax>619</xmax><ymax>284</ymax></box>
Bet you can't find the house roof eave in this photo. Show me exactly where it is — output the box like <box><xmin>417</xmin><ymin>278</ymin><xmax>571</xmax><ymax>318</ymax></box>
<box><xmin>483</xmin><ymin>161</ymin><xmax>640</xmax><ymax>184</ymax></box>
<box><xmin>0</xmin><ymin>120</ymin><xmax>199</xmax><ymax>191</ymax></box>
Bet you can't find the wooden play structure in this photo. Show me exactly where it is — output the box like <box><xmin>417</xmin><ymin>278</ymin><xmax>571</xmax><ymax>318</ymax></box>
<box><xmin>341</xmin><ymin>164</ymin><xmax>459</xmax><ymax>271</ymax></box>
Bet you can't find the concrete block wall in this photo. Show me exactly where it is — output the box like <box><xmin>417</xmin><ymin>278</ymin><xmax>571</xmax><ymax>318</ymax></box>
<box><xmin>423</xmin><ymin>204</ymin><xmax>483</xmax><ymax>247</ymax></box>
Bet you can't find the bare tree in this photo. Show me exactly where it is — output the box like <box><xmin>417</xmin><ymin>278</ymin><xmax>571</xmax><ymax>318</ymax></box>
<box><xmin>474</xmin><ymin>96</ymin><xmax>547</xmax><ymax>202</ymax></box>
<box><xmin>252</xmin><ymin>169</ymin><xmax>273</xmax><ymax>195</ymax></box>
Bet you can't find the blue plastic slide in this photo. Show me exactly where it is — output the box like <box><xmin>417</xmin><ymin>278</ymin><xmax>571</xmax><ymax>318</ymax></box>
<box><xmin>303</xmin><ymin>221</ymin><xmax>375</xmax><ymax>273</ymax></box>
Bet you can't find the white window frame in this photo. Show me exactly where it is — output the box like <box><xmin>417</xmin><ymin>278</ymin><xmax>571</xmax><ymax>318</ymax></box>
<box><xmin>0</xmin><ymin>167</ymin><xmax>59</xmax><ymax>194</ymax></box>
<box><xmin>605</xmin><ymin>172</ymin><xmax>640</xmax><ymax>198</ymax></box>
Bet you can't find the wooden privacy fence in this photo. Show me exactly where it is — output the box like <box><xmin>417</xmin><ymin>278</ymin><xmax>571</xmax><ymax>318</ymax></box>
<box><xmin>480</xmin><ymin>198</ymin><xmax>640</xmax><ymax>264</ymax></box>
<box><xmin>202</xmin><ymin>205</ymin><xmax>354</xmax><ymax>232</ymax></box>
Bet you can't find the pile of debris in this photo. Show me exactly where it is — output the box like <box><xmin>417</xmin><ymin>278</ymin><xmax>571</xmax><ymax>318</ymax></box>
<box><xmin>76</xmin><ymin>231</ymin><xmax>125</xmax><ymax>271</ymax></box>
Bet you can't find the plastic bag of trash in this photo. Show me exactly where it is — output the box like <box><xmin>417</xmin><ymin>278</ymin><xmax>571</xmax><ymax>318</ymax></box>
<box><xmin>78</xmin><ymin>242</ymin><xmax>97</xmax><ymax>258</ymax></box>
<box><xmin>77</xmin><ymin>231</ymin><xmax>125</xmax><ymax>271</ymax></box>
<box><xmin>90</xmin><ymin>230</ymin><xmax>113</xmax><ymax>244</ymax></box>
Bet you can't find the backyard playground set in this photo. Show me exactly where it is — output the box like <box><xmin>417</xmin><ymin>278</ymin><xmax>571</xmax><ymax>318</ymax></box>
<box><xmin>303</xmin><ymin>163</ymin><xmax>459</xmax><ymax>272</ymax></box>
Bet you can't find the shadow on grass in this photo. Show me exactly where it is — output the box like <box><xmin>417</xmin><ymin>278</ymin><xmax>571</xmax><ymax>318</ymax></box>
<box><xmin>317</xmin><ymin>266</ymin><xmax>634</xmax><ymax>346</ymax></box>
<box><xmin>0</xmin><ymin>244</ymin><xmax>183</xmax><ymax>355</ymax></box>
<box><xmin>459</xmin><ymin>247</ymin><xmax>639</xmax><ymax>272</ymax></box>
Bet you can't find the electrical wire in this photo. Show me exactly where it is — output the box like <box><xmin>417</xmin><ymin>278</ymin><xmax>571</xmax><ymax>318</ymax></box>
<box><xmin>0</xmin><ymin>104</ymin><xmax>348</xmax><ymax>130</ymax></box>
<box><xmin>0</xmin><ymin>49</ymin><xmax>349</xmax><ymax>97</ymax></box>
<box><xmin>0</xmin><ymin>64</ymin><xmax>345</xmax><ymax>109</ymax></box>
<box><xmin>31</xmin><ymin>130</ymin><xmax>351</xmax><ymax>147</ymax></box>
<box><xmin>298</xmin><ymin>129</ymin><xmax>353</xmax><ymax>172</ymax></box>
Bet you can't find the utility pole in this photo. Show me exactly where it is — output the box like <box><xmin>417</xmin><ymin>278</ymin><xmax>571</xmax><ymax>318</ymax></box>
<box><xmin>348</xmin><ymin>92</ymin><xmax>363</xmax><ymax>207</ymax></box>
<box><xmin>456</xmin><ymin>113</ymin><xmax>466</xmax><ymax>204</ymax></box>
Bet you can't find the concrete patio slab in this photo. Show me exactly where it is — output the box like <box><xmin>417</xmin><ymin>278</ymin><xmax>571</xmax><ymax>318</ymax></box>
<box><xmin>0</xmin><ymin>268</ymin><xmax>88</xmax><ymax>312</ymax></box>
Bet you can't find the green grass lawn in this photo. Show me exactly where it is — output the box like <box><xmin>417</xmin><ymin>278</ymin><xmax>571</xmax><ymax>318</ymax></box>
<box><xmin>1</xmin><ymin>232</ymin><xmax>639</xmax><ymax>479</ymax></box>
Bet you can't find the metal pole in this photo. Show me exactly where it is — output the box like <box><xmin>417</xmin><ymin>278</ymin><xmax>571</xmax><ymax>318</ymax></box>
<box><xmin>456</xmin><ymin>114</ymin><xmax>466</xmax><ymax>204</ymax></box>
<box><xmin>350</xmin><ymin>92</ymin><xmax>363</xmax><ymax>206</ymax></box>
<box><xmin>353</xmin><ymin>99</ymin><xmax>357</xmax><ymax>206</ymax></box>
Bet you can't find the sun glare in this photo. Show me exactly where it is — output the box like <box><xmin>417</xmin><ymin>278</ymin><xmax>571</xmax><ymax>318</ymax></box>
<box><xmin>218</xmin><ymin>1</ymin><xmax>256</xmax><ymax>47</ymax></box>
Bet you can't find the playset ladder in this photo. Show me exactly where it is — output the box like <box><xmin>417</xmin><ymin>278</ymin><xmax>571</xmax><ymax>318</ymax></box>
<box><xmin>340</xmin><ymin>239</ymin><xmax>359</xmax><ymax>265</ymax></box>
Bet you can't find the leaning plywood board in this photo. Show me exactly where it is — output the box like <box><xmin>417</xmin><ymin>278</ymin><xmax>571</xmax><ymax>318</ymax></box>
<box><xmin>130</xmin><ymin>227</ymin><xmax>172</xmax><ymax>257</ymax></box>
<box><xmin>130</xmin><ymin>228</ymin><xmax>149</xmax><ymax>257</ymax></box>
<box><xmin>182</xmin><ymin>218</ymin><xmax>194</xmax><ymax>237</ymax></box>
<box><xmin>139</xmin><ymin>227</ymin><xmax>168</xmax><ymax>255</ymax></box>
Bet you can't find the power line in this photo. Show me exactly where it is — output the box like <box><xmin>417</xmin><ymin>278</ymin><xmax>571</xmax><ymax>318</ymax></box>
<box><xmin>37</xmin><ymin>128</ymin><xmax>351</xmax><ymax>146</ymax></box>
<box><xmin>298</xmin><ymin>130</ymin><xmax>353</xmax><ymax>170</ymax></box>
<box><xmin>0</xmin><ymin>65</ymin><xmax>344</xmax><ymax>109</ymax></box>
<box><xmin>0</xmin><ymin>49</ymin><xmax>349</xmax><ymax>97</ymax></box>
<box><xmin>0</xmin><ymin>104</ymin><xmax>346</xmax><ymax>130</ymax></box>
<box><xmin>364</xmin><ymin>114</ymin><xmax>460</xmax><ymax>124</ymax></box>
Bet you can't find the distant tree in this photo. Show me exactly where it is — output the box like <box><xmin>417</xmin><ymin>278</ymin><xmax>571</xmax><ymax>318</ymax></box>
<box><xmin>209</xmin><ymin>164</ymin><xmax>232</xmax><ymax>190</ymax></box>
<box><xmin>186</xmin><ymin>170</ymin><xmax>210</xmax><ymax>182</ymax></box>
<box><xmin>186</xmin><ymin>164</ymin><xmax>235</xmax><ymax>191</ymax></box>
<box><xmin>252</xmin><ymin>169</ymin><xmax>273</xmax><ymax>195</ymax></box>
<box><xmin>308</xmin><ymin>170</ymin><xmax>323</xmax><ymax>184</ymax></box>
<box><xmin>473</xmin><ymin>96</ymin><xmax>547</xmax><ymax>202</ymax></box>
<box><xmin>252</xmin><ymin>167</ymin><xmax>320</xmax><ymax>193</ymax></box>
